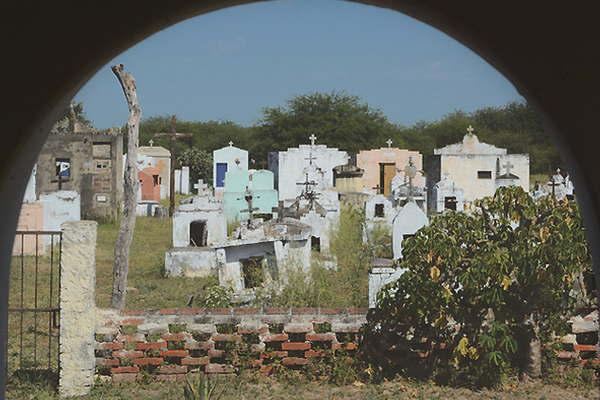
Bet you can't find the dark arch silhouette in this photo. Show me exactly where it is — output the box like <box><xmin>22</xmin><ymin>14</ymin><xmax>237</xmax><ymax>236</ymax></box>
<box><xmin>1</xmin><ymin>0</ymin><xmax>599</xmax><ymax>394</ymax></box>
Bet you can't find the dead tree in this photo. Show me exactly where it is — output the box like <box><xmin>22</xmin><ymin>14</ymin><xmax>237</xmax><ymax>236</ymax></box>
<box><xmin>111</xmin><ymin>64</ymin><xmax>140</xmax><ymax>310</ymax></box>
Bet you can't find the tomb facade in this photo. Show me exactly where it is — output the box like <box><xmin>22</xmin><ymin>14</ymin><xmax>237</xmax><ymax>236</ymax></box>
<box><xmin>222</xmin><ymin>169</ymin><xmax>278</xmax><ymax>223</ymax></box>
<box><xmin>136</xmin><ymin>143</ymin><xmax>171</xmax><ymax>199</ymax></box>
<box><xmin>392</xmin><ymin>201</ymin><xmax>429</xmax><ymax>260</ymax></box>
<box><xmin>429</xmin><ymin>174</ymin><xmax>465</xmax><ymax>213</ymax></box>
<box><xmin>213</xmin><ymin>143</ymin><xmax>248</xmax><ymax>199</ymax></box>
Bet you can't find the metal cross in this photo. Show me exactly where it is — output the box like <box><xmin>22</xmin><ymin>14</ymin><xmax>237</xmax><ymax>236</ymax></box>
<box><xmin>297</xmin><ymin>173</ymin><xmax>319</xmax><ymax>209</ymax></box>
<box><xmin>153</xmin><ymin>115</ymin><xmax>193</xmax><ymax>217</ymax></box>
<box><xmin>309</xmin><ymin>134</ymin><xmax>317</xmax><ymax>146</ymax></box>
<box><xmin>50</xmin><ymin>174</ymin><xmax>69</xmax><ymax>190</ymax></box>
<box><xmin>466</xmin><ymin>125</ymin><xmax>475</xmax><ymax>135</ymax></box>
<box><xmin>502</xmin><ymin>160</ymin><xmax>514</xmax><ymax>175</ymax></box>
<box><xmin>547</xmin><ymin>168</ymin><xmax>562</xmax><ymax>200</ymax></box>
<box><xmin>229</xmin><ymin>141</ymin><xmax>234</xmax><ymax>147</ymax></box>
<box><xmin>148</xmin><ymin>139</ymin><xmax>154</xmax><ymax>147</ymax></box>
<box><xmin>386</xmin><ymin>138</ymin><xmax>393</xmax><ymax>148</ymax></box>
<box><xmin>238</xmin><ymin>187</ymin><xmax>260</xmax><ymax>227</ymax></box>
<box><xmin>305</xmin><ymin>151</ymin><xmax>317</xmax><ymax>165</ymax></box>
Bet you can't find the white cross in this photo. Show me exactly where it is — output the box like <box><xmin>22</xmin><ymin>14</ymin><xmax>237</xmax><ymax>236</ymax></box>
<box><xmin>228</xmin><ymin>141</ymin><xmax>234</xmax><ymax>147</ymax></box>
<box><xmin>309</xmin><ymin>134</ymin><xmax>317</xmax><ymax>146</ymax></box>
<box><xmin>502</xmin><ymin>160</ymin><xmax>514</xmax><ymax>175</ymax></box>
<box><xmin>466</xmin><ymin>125</ymin><xmax>474</xmax><ymax>135</ymax></box>
<box><xmin>386</xmin><ymin>138</ymin><xmax>393</xmax><ymax>148</ymax></box>
<box><xmin>148</xmin><ymin>139</ymin><xmax>154</xmax><ymax>147</ymax></box>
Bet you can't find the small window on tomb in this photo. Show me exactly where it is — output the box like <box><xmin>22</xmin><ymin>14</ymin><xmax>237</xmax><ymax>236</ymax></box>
<box><xmin>190</xmin><ymin>220</ymin><xmax>207</xmax><ymax>247</ymax></box>
<box><xmin>311</xmin><ymin>236</ymin><xmax>321</xmax><ymax>252</ymax></box>
<box><xmin>241</xmin><ymin>256</ymin><xmax>264</xmax><ymax>288</ymax></box>
<box><xmin>403</xmin><ymin>234</ymin><xmax>415</xmax><ymax>242</ymax></box>
<box><xmin>374</xmin><ymin>203</ymin><xmax>385</xmax><ymax>217</ymax></box>
<box><xmin>477</xmin><ymin>171</ymin><xmax>492</xmax><ymax>179</ymax></box>
<box><xmin>55</xmin><ymin>158</ymin><xmax>71</xmax><ymax>178</ymax></box>
<box><xmin>153</xmin><ymin>175</ymin><xmax>159</xmax><ymax>186</ymax></box>
<box><xmin>444</xmin><ymin>196</ymin><xmax>457</xmax><ymax>211</ymax></box>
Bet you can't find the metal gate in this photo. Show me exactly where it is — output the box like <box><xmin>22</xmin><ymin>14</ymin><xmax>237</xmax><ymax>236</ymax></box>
<box><xmin>7</xmin><ymin>231</ymin><xmax>61</xmax><ymax>385</ymax></box>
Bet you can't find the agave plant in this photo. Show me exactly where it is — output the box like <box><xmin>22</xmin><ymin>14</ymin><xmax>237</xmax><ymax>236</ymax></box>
<box><xmin>183</xmin><ymin>372</ymin><xmax>225</xmax><ymax>400</ymax></box>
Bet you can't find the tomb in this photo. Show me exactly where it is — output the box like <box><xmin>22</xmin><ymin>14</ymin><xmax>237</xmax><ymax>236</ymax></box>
<box><xmin>356</xmin><ymin>140</ymin><xmax>424</xmax><ymax>197</ymax></box>
<box><xmin>213</xmin><ymin>142</ymin><xmax>248</xmax><ymax>199</ymax></box>
<box><xmin>392</xmin><ymin>201</ymin><xmax>429</xmax><ymax>260</ymax></box>
<box><xmin>171</xmin><ymin>195</ymin><xmax>227</xmax><ymax>248</ymax></box>
<box><xmin>429</xmin><ymin>174</ymin><xmax>465</xmax><ymax>213</ymax></box>
<box><xmin>368</xmin><ymin>258</ymin><xmax>396</xmax><ymax>308</ymax></box>
<box><xmin>390</xmin><ymin>157</ymin><xmax>427</xmax><ymax>210</ymax></box>
<box><xmin>333</xmin><ymin>163</ymin><xmax>364</xmax><ymax>194</ymax></box>
<box><xmin>269</xmin><ymin>135</ymin><xmax>348</xmax><ymax>201</ymax></box>
<box><xmin>136</xmin><ymin>141</ymin><xmax>171</xmax><ymax>200</ymax></box>
<box><xmin>495</xmin><ymin>159</ymin><xmax>521</xmax><ymax>190</ymax></box>
<box><xmin>36</xmin><ymin>120</ymin><xmax>123</xmax><ymax>220</ymax></box>
<box><xmin>426</xmin><ymin>125</ymin><xmax>529</xmax><ymax>208</ymax></box>
<box><xmin>222</xmin><ymin>169</ymin><xmax>278</xmax><ymax>223</ymax></box>
<box><xmin>174</xmin><ymin>166</ymin><xmax>190</xmax><ymax>194</ymax></box>
<box><xmin>365</xmin><ymin>194</ymin><xmax>395</xmax><ymax>233</ymax></box>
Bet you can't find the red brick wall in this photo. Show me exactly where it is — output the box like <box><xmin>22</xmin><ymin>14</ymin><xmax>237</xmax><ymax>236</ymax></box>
<box><xmin>95</xmin><ymin>307</ymin><xmax>367</xmax><ymax>383</ymax></box>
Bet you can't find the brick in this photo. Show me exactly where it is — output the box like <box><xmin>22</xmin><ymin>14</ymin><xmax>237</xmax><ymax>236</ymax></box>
<box><xmin>137</xmin><ymin>323</ymin><xmax>169</xmax><ymax>335</ymax></box>
<box><xmin>185</xmin><ymin>341</ymin><xmax>213</xmax><ymax>351</ymax></box>
<box><xmin>112</xmin><ymin>350</ymin><xmax>144</xmax><ymax>359</ymax></box>
<box><xmin>332</xmin><ymin>342</ymin><xmax>358</xmax><ymax>351</ymax></box>
<box><xmin>557</xmin><ymin>350</ymin><xmax>577</xmax><ymax>359</ymax></box>
<box><xmin>346</xmin><ymin>307</ymin><xmax>368</xmax><ymax>315</ymax></box>
<box><xmin>110</xmin><ymin>366</ymin><xmax>139</xmax><ymax>374</ymax></box>
<box><xmin>156</xmin><ymin>374</ymin><xmax>187</xmax><ymax>382</ymax></box>
<box><xmin>181</xmin><ymin>356</ymin><xmax>209</xmax><ymax>366</ymax></box>
<box><xmin>99</xmin><ymin>342</ymin><xmax>124</xmax><ymax>351</ymax></box>
<box><xmin>112</xmin><ymin>373</ymin><xmax>138</xmax><ymax>383</ymax></box>
<box><xmin>282</xmin><ymin>342</ymin><xmax>311</xmax><ymax>351</ymax></box>
<box><xmin>282</xmin><ymin>357</ymin><xmax>309</xmax><ymax>366</ymax></box>
<box><xmin>306</xmin><ymin>333</ymin><xmax>336</xmax><ymax>342</ymax></box>
<box><xmin>160</xmin><ymin>349</ymin><xmax>189</xmax><ymax>358</ymax></box>
<box><xmin>251</xmin><ymin>359</ymin><xmax>263</xmax><ymax>368</ymax></box>
<box><xmin>133</xmin><ymin>357</ymin><xmax>163</xmax><ymax>366</ymax></box>
<box><xmin>162</xmin><ymin>333</ymin><xmax>188</xmax><ymax>342</ymax></box>
<box><xmin>136</xmin><ymin>342</ymin><xmax>167</xmax><ymax>351</ymax></box>
<box><xmin>291</xmin><ymin>307</ymin><xmax>317</xmax><ymax>315</ymax></box>
<box><xmin>123</xmin><ymin>310</ymin><xmax>146</xmax><ymax>316</ymax></box>
<box><xmin>233</xmin><ymin>307</ymin><xmax>259</xmax><ymax>315</ymax></box>
<box><xmin>261</xmin><ymin>351</ymin><xmax>288</xmax><ymax>359</ymax></box>
<box><xmin>575</xmin><ymin>344</ymin><xmax>598</xmax><ymax>352</ymax></box>
<box><xmin>284</xmin><ymin>323</ymin><xmax>313</xmax><ymax>334</ymax></box>
<box><xmin>116</xmin><ymin>333</ymin><xmax>146</xmax><ymax>342</ymax></box>
<box><xmin>212</xmin><ymin>334</ymin><xmax>242</xmax><ymax>342</ymax></box>
<box><xmin>250</xmin><ymin>343</ymin><xmax>266</xmax><ymax>353</ymax></box>
<box><xmin>188</xmin><ymin>323</ymin><xmax>216</xmax><ymax>334</ymax></box>
<box><xmin>263</xmin><ymin>333</ymin><xmax>288</xmax><ymax>342</ymax></box>
<box><xmin>121</xmin><ymin>318</ymin><xmax>145</xmax><ymax>326</ymax></box>
<box><xmin>260</xmin><ymin>365</ymin><xmax>275</xmax><ymax>375</ymax></box>
<box><xmin>96</xmin><ymin>358</ymin><xmax>119</xmax><ymax>367</ymax></box>
<box><xmin>207</xmin><ymin>308</ymin><xmax>232</xmax><ymax>315</ymax></box>
<box><xmin>158</xmin><ymin>365</ymin><xmax>188</xmax><ymax>374</ymax></box>
<box><xmin>265</xmin><ymin>307</ymin><xmax>290</xmax><ymax>315</ymax></box>
<box><xmin>208</xmin><ymin>349</ymin><xmax>224</xmax><ymax>358</ymax></box>
<box><xmin>205</xmin><ymin>363</ymin><xmax>235</xmax><ymax>374</ymax></box>
<box><xmin>159</xmin><ymin>307</ymin><xmax>202</xmax><ymax>315</ymax></box>
<box><xmin>305</xmin><ymin>350</ymin><xmax>326</xmax><ymax>358</ymax></box>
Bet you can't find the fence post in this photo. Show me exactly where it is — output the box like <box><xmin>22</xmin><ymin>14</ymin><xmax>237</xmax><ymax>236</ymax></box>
<box><xmin>59</xmin><ymin>221</ymin><xmax>97</xmax><ymax>398</ymax></box>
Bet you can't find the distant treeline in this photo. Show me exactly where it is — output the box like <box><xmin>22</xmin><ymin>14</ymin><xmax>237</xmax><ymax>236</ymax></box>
<box><xmin>135</xmin><ymin>92</ymin><xmax>561</xmax><ymax>183</ymax></box>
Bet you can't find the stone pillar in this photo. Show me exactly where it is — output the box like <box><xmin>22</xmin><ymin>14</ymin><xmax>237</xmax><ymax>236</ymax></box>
<box><xmin>59</xmin><ymin>221</ymin><xmax>97</xmax><ymax>398</ymax></box>
<box><xmin>368</xmin><ymin>267</ymin><xmax>396</xmax><ymax>308</ymax></box>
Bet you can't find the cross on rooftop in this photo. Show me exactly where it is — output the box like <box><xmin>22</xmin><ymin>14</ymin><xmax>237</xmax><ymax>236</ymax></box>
<box><xmin>228</xmin><ymin>141</ymin><xmax>234</xmax><ymax>147</ymax></box>
<box><xmin>148</xmin><ymin>139</ymin><xmax>154</xmax><ymax>147</ymax></box>
<box><xmin>309</xmin><ymin>134</ymin><xmax>317</xmax><ymax>146</ymax></box>
<box><xmin>466</xmin><ymin>125</ymin><xmax>475</xmax><ymax>135</ymax></box>
<box><xmin>502</xmin><ymin>160</ymin><xmax>514</xmax><ymax>175</ymax></box>
<box><xmin>386</xmin><ymin>138</ymin><xmax>393</xmax><ymax>148</ymax></box>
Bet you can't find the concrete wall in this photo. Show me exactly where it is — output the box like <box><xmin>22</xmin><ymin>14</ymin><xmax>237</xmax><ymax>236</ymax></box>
<box><xmin>392</xmin><ymin>202</ymin><xmax>429</xmax><ymax>260</ymax></box>
<box><xmin>59</xmin><ymin>221</ymin><xmax>97</xmax><ymax>397</ymax></box>
<box><xmin>276</xmin><ymin>145</ymin><xmax>348</xmax><ymax>201</ymax></box>
<box><xmin>218</xmin><ymin>241</ymin><xmax>277</xmax><ymax>291</ymax></box>
<box><xmin>40</xmin><ymin>190</ymin><xmax>81</xmax><ymax>247</ymax></box>
<box><xmin>12</xmin><ymin>202</ymin><xmax>44</xmax><ymax>255</ymax></box>
<box><xmin>164</xmin><ymin>247</ymin><xmax>217</xmax><ymax>277</ymax></box>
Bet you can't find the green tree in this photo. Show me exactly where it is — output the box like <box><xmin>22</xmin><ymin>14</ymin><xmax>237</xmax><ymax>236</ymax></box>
<box><xmin>362</xmin><ymin>187</ymin><xmax>593</xmax><ymax>387</ymax></box>
<box><xmin>177</xmin><ymin>148</ymin><xmax>213</xmax><ymax>186</ymax></box>
<box><xmin>254</xmin><ymin>92</ymin><xmax>401</xmax><ymax>163</ymax></box>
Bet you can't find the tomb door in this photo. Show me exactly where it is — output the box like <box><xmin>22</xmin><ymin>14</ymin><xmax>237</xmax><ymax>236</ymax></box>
<box><xmin>241</xmin><ymin>256</ymin><xmax>265</xmax><ymax>288</ymax></box>
<box><xmin>379</xmin><ymin>163</ymin><xmax>396</xmax><ymax>197</ymax></box>
<box><xmin>216</xmin><ymin>163</ymin><xmax>228</xmax><ymax>188</ymax></box>
<box><xmin>189</xmin><ymin>220</ymin><xmax>208</xmax><ymax>247</ymax></box>
<box><xmin>311</xmin><ymin>236</ymin><xmax>321</xmax><ymax>252</ymax></box>
<box><xmin>444</xmin><ymin>196</ymin><xmax>457</xmax><ymax>211</ymax></box>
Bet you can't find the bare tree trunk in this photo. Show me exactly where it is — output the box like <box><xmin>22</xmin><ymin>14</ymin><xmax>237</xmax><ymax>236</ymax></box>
<box><xmin>110</xmin><ymin>64</ymin><xmax>140</xmax><ymax>310</ymax></box>
<box><xmin>524</xmin><ymin>314</ymin><xmax>542</xmax><ymax>378</ymax></box>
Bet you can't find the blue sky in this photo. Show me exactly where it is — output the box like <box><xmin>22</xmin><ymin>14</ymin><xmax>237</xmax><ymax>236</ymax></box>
<box><xmin>76</xmin><ymin>0</ymin><xmax>522</xmax><ymax>129</ymax></box>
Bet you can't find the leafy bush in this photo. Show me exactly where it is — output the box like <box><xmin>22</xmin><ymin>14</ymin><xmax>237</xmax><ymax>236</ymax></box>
<box><xmin>362</xmin><ymin>187</ymin><xmax>593</xmax><ymax>388</ymax></box>
<box><xmin>196</xmin><ymin>285</ymin><xmax>233</xmax><ymax>308</ymax></box>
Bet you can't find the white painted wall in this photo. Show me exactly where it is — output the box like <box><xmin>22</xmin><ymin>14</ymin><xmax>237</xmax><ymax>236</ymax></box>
<box><xmin>392</xmin><ymin>201</ymin><xmax>428</xmax><ymax>260</ymax></box>
<box><xmin>276</xmin><ymin>145</ymin><xmax>348</xmax><ymax>200</ymax></box>
<box><xmin>164</xmin><ymin>248</ymin><xmax>217</xmax><ymax>277</ymax></box>
<box><xmin>39</xmin><ymin>190</ymin><xmax>81</xmax><ymax>246</ymax></box>
<box><xmin>174</xmin><ymin>166</ymin><xmax>190</xmax><ymax>195</ymax></box>
<box><xmin>23</xmin><ymin>164</ymin><xmax>37</xmax><ymax>203</ymax></box>
<box><xmin>365</xmin><ymin>194</ymin><xmax>395</xmax><ymax>232</ymax></box>
<box><xmin>368</xmin><ymin>267</ymin><xmax>395</xmax><ymax>308</ymax></box>
<box><xmin>172</xmin><ymin>205</ymin><xmax>227</xmax><ymax>248</ymax></box>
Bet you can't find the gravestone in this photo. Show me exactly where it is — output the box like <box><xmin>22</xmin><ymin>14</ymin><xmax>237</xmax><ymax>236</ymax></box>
<box><xmin>392</xmin><ymin>201</ymin><xmax>428</xmax><ymax>260</ymax></box>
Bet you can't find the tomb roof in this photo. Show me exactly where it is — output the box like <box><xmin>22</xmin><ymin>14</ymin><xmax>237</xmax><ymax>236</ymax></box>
<box><xmin>434</xmin><ymin>133</ymin><xmax>507</xmax><ymax>156</ymax></box>
<box><xmin>138</xmin><ymin>145</ymin><xmax>171</xmax><ymax>157</ymax></box>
